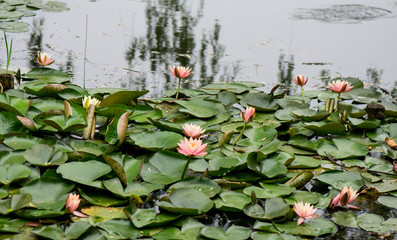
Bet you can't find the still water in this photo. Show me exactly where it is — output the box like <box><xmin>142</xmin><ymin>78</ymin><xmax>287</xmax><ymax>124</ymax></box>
<box><xmin>2</xmin><ymin>0</ymin><xmax>397</xmax><ymax>97</ymax></box>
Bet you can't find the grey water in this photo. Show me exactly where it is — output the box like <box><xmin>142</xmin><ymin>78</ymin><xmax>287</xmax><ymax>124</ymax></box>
<box><xmin>1</xmin><ymin>0</ymin><xmax>397</xmax><ymax>98</ymax></box>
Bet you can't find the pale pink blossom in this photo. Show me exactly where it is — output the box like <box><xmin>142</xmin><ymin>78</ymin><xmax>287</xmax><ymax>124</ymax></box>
<box><xmin>169</xmin><ymin>66</ymin><xmax>193</xmax><ymax>79</ymax></box>
<box><xmin>293</xmin><ymin>201</ymin><xmax>318</xmax><ymax>225</ymax></box>
<box><xmin>327</xmin><ymin>80</ymin><xmax>354</xmax><ymax>93</ymax></box>
<box><xmin>182</xmin><ymin>123</ymin><xmax>205</xmax><ymax>138</ymax></box>
<box><xmin>240</xmin><ymin>106</ymin><xmax>256</xmax><ymax>124</ymax></box>
<box><xmin>66</xmin><ymin>193</ymin><xmax>81</xmax><ymax>213</ymax></box>
<box><xmin>293</xmin><ymin>75</ymin><xmax>308</xmax><ymax>87</ymax></box>
<box><xmin>329</xmin><ymin>186</ymin><xmax>359</xmax><ymax>209</ymax></box>
<box><xmin>65</xmin><ymin>193</ymin><xmax>88</xmax><ymax>217</ymax></box>
<box><xmin>177</xmin><ymin>137</ymin><xmax>207</xmax><ymax>157</ymax></box>
<box><xmin>37</xmin><ymin>52</ymin><xmax>55</xmax><ymax>66</ymax></box>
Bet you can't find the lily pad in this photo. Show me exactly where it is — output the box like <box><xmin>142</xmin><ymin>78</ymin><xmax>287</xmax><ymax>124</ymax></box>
<box><xmin>274</xmin><ymin>218</ymin><xmax>336</xmax><ymax>236</ymax></box>
<box><xmin>129</xmin><ymin>131</ymin><xmax>183</xmax><ymax>150</ymax></box>
<box><xmin>157</xmin><ymin>188</ymin><xmax>214</xmax><ymax>215</ymax></box>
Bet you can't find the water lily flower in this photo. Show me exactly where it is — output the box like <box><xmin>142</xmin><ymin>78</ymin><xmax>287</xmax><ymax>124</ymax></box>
<box><xmin>82</xmin><ymin>95</ymin><xmax>101</xmax><ymax>109</ymax></box>
<box><xmin>393</xmin><ymin>161</ymin><xmax>397</xmax><ymax>173</ymax></box>
<box><xmin>293</xmin><ymin>74</ymin><xmax>308</xmax><ymax>87</ymax></box>
<box><xmin>327</xmin><ymin>79</ymin><xmax>354</xmax><ymax>111</ymax></box>
<box><xmin>327</xmin><ymin>80</ymin><xmax>354</xmax><ymax>93</ymax></box>
<box><xmin>182</xmin><ymin>123</ymin><xmax>205</xmax><ymax>138</ymax></box>
<box><xmin>66</xmin><ymin>193</ymin><xmax>81</xmax><ymax>213</ymax></box>
<box><xmin>169</xmin><ymin>66</ymin><xmax>193</xmax><ymax>79</ymax></box>
<box><xmin>293</xmin><ymin>201</ymin><xmax>318</xmax><ymax>225</ymax></box>
<box><xmin>293</xmin><ymin>75</ymin><xmax>308</xmax><ymax>102</ymax></box>
<box><xmin>234</xmin><ymin>106</ymin><xmax>255</xmax><ymax>145</ymax></box>
<box><xmin>37</xmin><ymin>52</ymin><xmax>55</xmax><ymax>66</ymax></box>
<box><xmin>386</xmin><ymin>137</ymin><xmax>397</xmax><ymax>149</ymax></box>
<box><xmin>177</xmin><ymin>137</ymin><xmax>207</xmax><ymax>157</ymax></box>
<box><xmin>65</xmin><ymin>193</ymin><xmax>88</xmax><ymax>218</ymax></box>
<box><xmin>240</xmin><ymin>106</ymin><xmax>256</xmax><ymax>124</ymax></box>
<box><xmin>169</xmin><ymin>66</ymin><xmax>193</xmax><ymax>99</ymax></box>
<box><xmin>329</xmin><ymin>186</ymin><xmax>360</xmax><ymax>209</ymax></box>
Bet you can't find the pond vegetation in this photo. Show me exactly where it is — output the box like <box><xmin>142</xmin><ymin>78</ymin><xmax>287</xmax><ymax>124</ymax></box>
<box><xmin>0</xmin><ymin>44</ymin><xmax>396</xmax><ymax>239</ymax></box>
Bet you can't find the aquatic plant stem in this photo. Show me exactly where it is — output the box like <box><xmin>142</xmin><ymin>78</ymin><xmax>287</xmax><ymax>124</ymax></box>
<box><xmin>336</xmin><ymin>92</ymin><xmax>341</xmax><ymax>111</ymax></box>
<box><xmin>176</xmin><ymin>78</ymin><xmax>181</xmax><ymax>99</ymax></box>
<box><xmin>233</xmin><ymin>123</ymin><xmax>246</xmax><ymax>145</ymax></box>
<box><xmin>301</xmin><ymin>86</ymin><xmax>305</xmax><ymax>102</ymax></box>
<box><xmin>181</xmin><ymin>157</ymin><xmax>191</xmax><ymax>180</ymax></box>
<box><xmin>4</xmin><ymin>32</ymin><xmax>12</xmax><ymax>74</ymax></box>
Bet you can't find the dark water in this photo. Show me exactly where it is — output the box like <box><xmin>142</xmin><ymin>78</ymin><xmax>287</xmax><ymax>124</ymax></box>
<box><xmin>1</xmin><ymin>0</ymin><xmax>397</xmax><ymax>98</ymax></box>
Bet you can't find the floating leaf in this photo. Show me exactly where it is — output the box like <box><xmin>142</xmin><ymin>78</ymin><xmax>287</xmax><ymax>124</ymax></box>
<box><xmin>157</xmin><ymin>188</ymin><xmax>214</xmax><ymax>215</ymax></box>
<box><xmin>200</xmin><ymin>225</ymin><xmax>251</xmax><ymax>240</ymax></box>
<box><xmin>129</xmin><ymin>131</ymin><xmax>183</xmax><ymax>150</ymax></box>
<box><xmin>274</xmin><ymin>219</ymin><xmax>336</xmax><ymax>236</ymax></box>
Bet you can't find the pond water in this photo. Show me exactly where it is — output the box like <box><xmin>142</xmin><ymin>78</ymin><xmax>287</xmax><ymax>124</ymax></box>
<box><xmin>1</xmin><ymin>0</ymin><xmax>397</xmax><ymax>98</ymax></box>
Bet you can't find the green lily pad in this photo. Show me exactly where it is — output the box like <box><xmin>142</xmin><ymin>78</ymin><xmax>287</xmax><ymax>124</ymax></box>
<box><xmin>313</xmin><ymin>170</ymin><xmax>363</xmax><ymax>190</ymax></box>
<box><xmin>130</xmin><ymin>208</ymin><xmax>181</xmax><ymax>228</ymax></box>
<box><xmin>176</xmin><ymin>99</ymin><xmax>219</xmax><ymax>118</ymax></box>
<box><xmin>96</xmin><ymin>219</ymin><xmax>141</xmax><ymax>239</ymax></box>
<box><xmin>348</xmin><ymin>117</ymin><xmax>381</xmax><ymax>129</ymax></box>
<box><xmin>20</xmin><ymin>173</ymin><xmax>74</xmax><ymax>210</ymax></box>
<box><xmin>129</xmin><ymin>131</ymin><xmax>183</xmax><ymax>150</ymax></box>
<box><xmin>140</xmin><ymin>150</ymin><xmax>187</xmax><ymax>185</ymax></box>
<box><xmin>56</xmin><ymin>160</ymin><xmax>112</xmax><ymax>189</ymax></box>
<box><xmin>15</xmin><ymin>208</ymin><xmax>66</xmax><ymax>219</ymax></box>
<box><xmin>244</xmin><ymin>183</ymin><xmax>295</xmax><ymax>199</ymax></box>
<box><xmin>78</xmin><ymin>188</ymin><xmax>127</xmax><ymax>207</ymax></box>
<box><xmin>100</xmin><ymin>90</ymin><xmax>148</xmax><ymax>107</ymax></box>
<box><xmin>240</xmin><ymin>92</ymin><xmax>278</xmax><ymax>111</ymax></box>
<box><xmin>303</xmin><ymin>121</ymin><xmax>346</xmax><ymax>135</ymax></box>
<box><xmin>200</xmin><ymin>225</ymin><xmax>251</xmax><ymax>240</ymax></box>
<box><xmin>317</xmin><ymin>138</ymin><xmax>369</xmax><ymax>159</ymax></box>
<box><xmin>331</xmin><ymin>210</ymin><xmax>359</xmax><ymax>228</ymax></box>
<box><xmin>378</xmin><ymin>196</ymin><xmax>397</xmax><ymax>209</ymax></box>
<box><xmin>287</xmin><ymin>155</ymin><xmax>321</xmax><ymax>169</ymax></box>
<box><xmin>103</xmin><ymin>178</ymin><xmax>163</xmax><ymax>198</ymax></box>
<box><xmin>213</xmin><ymin>191</ymin><xmax>252</xmax><ymax>212</ymax></box>
<box><xmin>274</xmin><ymin>218</ymin><xmax>336</xmax><ymax>236</ymax></box>
<box><xmin>243</xmin><ymin>197</ymin><xmax>290</xmax><ymax>220</ymax></box>
<box><xmin>292</xmin><ymin>109</ymin><xmax>330</xmax><ymax>121</ymax></box>
<box><xmin>157</xmin><ymin>188</ymin><xmax>214</xmax><ymax>215</ymax></box>
<box><xmin>168</xmin><ymin>176</ymin><xmax>221</xmax><ymax>198</ymax></box>
<box><xmin>0</xmin><ymin>164</ymin><xmax>31</xmax><ymax>185</ymax></box>
<box><xmin>283</xmin><ymin>191</ymin><xmax>319</xmax><ymax>205</ymax></box>
<box><xmin>23</xmin><ymin>144</ymin><xmax>67</xmax><ymax>166</ymax></box>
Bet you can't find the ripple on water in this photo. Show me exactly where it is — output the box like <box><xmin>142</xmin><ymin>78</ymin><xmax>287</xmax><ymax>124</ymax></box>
<box><xmin>292</xmin><ymin>4</ymin><xmax>392</xmax><ymax>23</ymax></box>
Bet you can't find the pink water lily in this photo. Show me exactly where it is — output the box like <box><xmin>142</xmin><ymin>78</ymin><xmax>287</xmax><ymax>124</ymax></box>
<box><xmin>65</xmin><ymin>193</ymin><xmax>87</xmax><ymax>217</ymax></box>
<box><xmin>327</xmin><ymin>80</ymin><xmax>354</xmax><ymax>93</ymax></box>
<box><xmin>66</xmin><ymin>193</ymin><xmax>81</xmax><ymax>213</ymax></box>
<box><xmin>329</xmin><ymin>186</ymin><xmax>360</xmax><ymax>209</ymax></box>
<box><xmin>182</xmin><ymin>123</ymin><xmax>205</xmax><ymax>138</ymax></box>
<box><xmin>293</xmin><ymin>75</ymin><xmax>308</xmax><ymax>87</ymax></box>
<box><xmin>169</xmin><ymin>66</ymin><xmax>193</xmax><ymax>79</ymax></box>
<box><xmin>240</xmin><ymin>106</ymin><xmax>256</xmax><ymax>124</ymax></box>
<box><xmin>37</xmin><ymin>52</ymin><xmax>55</xmax><ymax>66</ymax></box>
<box><xmin>293</xmin><ymin>201</ymin><xmax>318</xmax><ymax>225</ymax></box>
<box><xmin>177</xmin><ymin>137</ymin><xmax>207</xmax><ymax>157</ymax></box>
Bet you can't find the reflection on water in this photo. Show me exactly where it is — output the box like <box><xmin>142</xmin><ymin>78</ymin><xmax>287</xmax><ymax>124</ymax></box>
<box><xmin>27</xmin><ymin>19</ymin><xmax>44</xmax><ymax>69</ymax></box>
<box><xmin>293</xmin><ymin>4</ymin><xmax>392</xmax><ymax>23</ymax></box>
<box><xmin>123</xmin><ymin>0</ymin><xmax>229</xmax><ymax>97</ymax></box>
<box><xmin>278</xmin><ymin>53</ymin><xmax>294</xmax><ymax>95</ymax></box>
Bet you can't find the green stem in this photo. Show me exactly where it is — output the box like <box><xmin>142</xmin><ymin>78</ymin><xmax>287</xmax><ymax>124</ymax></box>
<box><xmin>301</xmin><ymin>86</ymin><xmax>305</xmax><ymax>102</ymax></box>
<box><xmin>233</xmin><ymin>123</ymin><xmax>246</xmax><ymax>145</ymax></box>
<box><xmin>175</xmin><ymin>78</ymin><xmax>181</xmax><ymax>99</ymax></box>
<box><xmin>181</xmin><ymin>157</ymin><xmax>191</xmax><ymax>180</ymax></box>
<box><xmin>336</xmin><ymin>92</ymin><xmax>341</xmax><ymax>111</ymax></box>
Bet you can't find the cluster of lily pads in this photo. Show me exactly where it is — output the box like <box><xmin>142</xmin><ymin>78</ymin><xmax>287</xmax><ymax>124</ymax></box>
<box><xmin>0</xmin><ymin>57</ymin><xmax>397</xmax><ymax>239</ymax></box>
<box><xmin>0</xmin><ymin>0</ymin><xmax>69</xmax><ymax>32</ymax></box>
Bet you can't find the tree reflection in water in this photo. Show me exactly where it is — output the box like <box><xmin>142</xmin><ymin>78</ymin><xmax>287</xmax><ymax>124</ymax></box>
<box><xmin>124</xmin><ymin>0</ymin><xmax>228</xmax><ymax>97</ymax></box>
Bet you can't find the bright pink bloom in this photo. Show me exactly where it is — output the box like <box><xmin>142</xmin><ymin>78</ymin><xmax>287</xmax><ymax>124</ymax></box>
<box><xmin>393</xmin><ymin>161</ymin><xmax>397</xmax><ymax>173</ymax></box>
<box><xmin>177</xmin><ymin>137</ymin><xmax>207</xmax><ymax>157</ymax></box>
<box><xmin>240</xmin><ymin>106</ymin><xmax>256</xmax><ymax>124</ymax></box>
<box><xmin>37</xmin><ymin>52</ymin><xmax>55</xmax><ymax>66</ymax></box>
<box><xmin>293</xmin><ymin>201</ymin><xmax>318</xmax><ymax>225</ymax></box>
<box><xmin>182</xmin><ymin>123</ymin><xmax>205</xmax><ymax>138</ymax></box>
<box><xmin>327</xmin><ymin>80</ymin><xmax>354</xmax><ymax>93</ymax></box>
<box><xmin>66</xmin><ymin>193</ymin><xmax>81</xmax><ymax>213</ymax></box>
<box><xmin>329</xmin><ymin>186</ymin><xmax>359</xmax><ymax>209</ymax></box>
<box><xmin>293</xmin><ymin>75</ymin><xmax>308</xmax><ymax>87</ymax></box>
<box><xmin>169</xmin><ymin>66</ymin><xmax>193</xmax><ymax>79</ymax></box>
